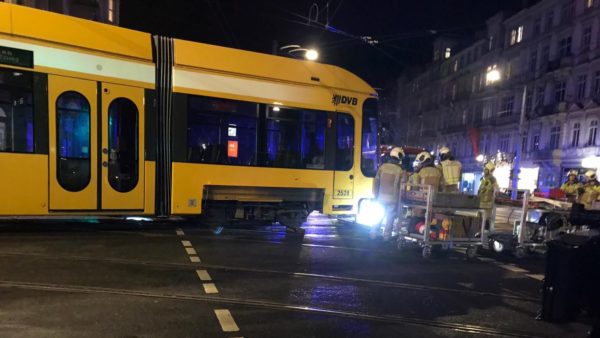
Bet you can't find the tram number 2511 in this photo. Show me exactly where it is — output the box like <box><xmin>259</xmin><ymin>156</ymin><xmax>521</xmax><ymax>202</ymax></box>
<box><xmin>335</xmin><ymin>189</ymin><xmax>350</xmax><ymax>197</ymax></box>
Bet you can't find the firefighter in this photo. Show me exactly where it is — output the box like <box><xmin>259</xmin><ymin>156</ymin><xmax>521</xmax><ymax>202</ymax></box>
<box><xmin>413</xmin><ymin>151</ymin><xmax>442</xmax><ymax>191</ymax></box>
<box><xmin>560</xmin><ymin>170</ymin><xmax>581</xmax><ymax>202</ymax></box>
<box><xmin>438</xmin><ymin>146</ymin><xmax>462</xmax><ymax>193</ymax></box>
<box><xmin>372</xmin><ymin>147</ymin><xmax>405</xmax><ymax>240</ymax></box>
<box><xmin>578</xmin><ymin>170</ymin><xmax>600</xmax><ymax>209</ymax></box>
<box><xmin>478</xmin><ymin>162</ymin><xmax>498</xmax><ymax>230</ymax></box>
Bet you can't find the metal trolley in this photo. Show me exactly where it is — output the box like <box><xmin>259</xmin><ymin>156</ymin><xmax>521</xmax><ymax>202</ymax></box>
<box><xmin>490</xmin><ymin>192</ymin><xmax>571</xmax><ymax>258</ymax></box>
<box><xmin>396</xmin><ymin>183</ymin><xmax>487</xmax><ymax>259</ymax></box>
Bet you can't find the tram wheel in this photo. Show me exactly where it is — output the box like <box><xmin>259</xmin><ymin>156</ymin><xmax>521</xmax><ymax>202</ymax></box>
<box><xmin>422</xmin><ymin>246</ymin><xmax>432</xmax><ymax>259</ymax></box>
<box><xmin>466</xmin><ymin>246</ymin><xmax>478</xmax><ymax>260</ymax></box>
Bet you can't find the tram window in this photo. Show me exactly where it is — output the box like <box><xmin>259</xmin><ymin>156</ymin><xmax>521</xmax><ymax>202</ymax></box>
<box><xmin>0</xmin><ymin>69</ymin><xmax>34</xmax><ymax>153</ymax></box>
<box><xmin>265</xmin><ymin>107</ymin><xmax>326</xmax><ymax>169</ymax></box>
<box><xmin>108</xmin><ymin>98</ymin><xmax>139</xmax><ymax>193</ymax></box>
<box><xmin>361</xmin><ymin>98</ymin><xmax>379</xmax><ymax>177</ymax></box>
<box><xmin>56</xmin><ymin>91</ymin><xmax>90</xmax><ymax>192</ymax></box>
<box><xmin>336</xmin><ymin>113</ymin><xmax>354</xmax><ymax>171</ymax></box>
<box><xmin>187</xmin><ymin>96</ymin><xmax>258</xmax><ymax>166</ymax></box>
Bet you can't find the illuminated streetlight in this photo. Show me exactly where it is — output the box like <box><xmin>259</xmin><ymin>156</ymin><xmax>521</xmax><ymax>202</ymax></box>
<box><xmin>280</xmin><ymin>44</ymin><xmax>319</xmax><ymax>61</ymax></box>
<box><xmin>305</xmin><ymin>49</ymin><xmax>319</xmax><ymax>61</ymax></box>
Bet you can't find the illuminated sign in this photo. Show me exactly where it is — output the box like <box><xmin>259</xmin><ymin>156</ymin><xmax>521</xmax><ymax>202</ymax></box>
<box><xmin>0</xmin><ymin>46</ymin><xmax>33</xmax><ymax>68</ymax></box>
<box><xmin>227</xmin><ymin>140</ymin><xmax>238</xmax><ymax>158</ymax></box>
<box><xmin>228</xmin><ymin>126</ymin><xmax>237</xmax><ymax>137</ymax></box>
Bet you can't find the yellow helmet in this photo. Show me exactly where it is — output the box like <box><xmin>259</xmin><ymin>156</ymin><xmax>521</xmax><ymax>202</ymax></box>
<box><xmin>415</xmin><ymin>151</ymin><xmax>432</xmax><ymax>164</ymax></box>
<box><xmin>585</xmin><ymin>170</ymin><xmax>597</xmax><ymax>180</ymax></box>
<box><xmin>484</xmin><ymin>162</ymin><xmax>496</xmax><ymax>172</ymax></box>
<box><xmin>389</xmin><ymin>147</ymin><xmax>405</xmax><ymax>159</ymax></box>
<box><xmin>439</xmin><ymin>146</ymin><xmax>451</xmax><ymax>155</ymax></box>
<box><xmin>568</xmin><ymin>170</ymin><xmax>578</xmax><ymax>177</ymax></box>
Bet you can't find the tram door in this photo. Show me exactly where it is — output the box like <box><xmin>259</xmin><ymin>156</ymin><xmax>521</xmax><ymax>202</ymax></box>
<box><xmin>48</xmin><ymin>75</ymin><xmax>144</xmax><ymax>211</ymax></box>
<box><xmin>49</xmin><ymin>75</ymin><xmax>98</xmax><ymax>210</ymax></box>
<box><xmin>99</xmin><ymin>83</ymin><xmax>144</xmax><ymax>210</ymax></box>
<box><xmin>333</xmin><ymin>113</ymin><xmax>355</xmax><ymax>200</ymax></box>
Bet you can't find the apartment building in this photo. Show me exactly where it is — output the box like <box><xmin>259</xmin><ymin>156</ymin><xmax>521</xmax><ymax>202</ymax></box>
<box><xmin>391</xmin><ymin>0</ymin><xmax>600</xmax><ymax>193</ymax></box>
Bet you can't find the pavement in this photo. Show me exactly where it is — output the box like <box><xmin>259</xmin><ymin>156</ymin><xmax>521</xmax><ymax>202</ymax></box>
<box><xmin>0</xmin><ymin>214</ymin><xmax>593</xmax><ymax>338</ymax></box>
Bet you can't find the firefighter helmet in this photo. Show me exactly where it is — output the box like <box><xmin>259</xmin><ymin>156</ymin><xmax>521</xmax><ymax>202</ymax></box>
<box><xmin>389</xmin><ymin>147</ymin><xmax>405</xmax><ymax>160</ymax></box>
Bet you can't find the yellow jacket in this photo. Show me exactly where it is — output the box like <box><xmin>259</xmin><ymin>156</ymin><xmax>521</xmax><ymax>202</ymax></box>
<box><xmin>579</xmin><ymin>181</ymin><xmax>600</xmax><ymax>209</ymax></box>
<box><xmin>560</xmin><ymin>182</ymin><xmax>581</xmax><ymax>196</ymax></box>
<box><xmin>373</xmin><ymin>163</ymin><xmax>404</xmax><ymax>205</ymax></box>
<box><xmin>478</xmin><ymin>174</ymin><xmax>498</xmax><ymax>209</ymax></box>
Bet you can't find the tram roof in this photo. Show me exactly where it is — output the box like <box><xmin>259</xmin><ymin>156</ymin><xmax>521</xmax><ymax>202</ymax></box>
<box><xmin>0</xmin><ymin>3</ymin><xmax>376</xmax><ymax>96</ymax></box>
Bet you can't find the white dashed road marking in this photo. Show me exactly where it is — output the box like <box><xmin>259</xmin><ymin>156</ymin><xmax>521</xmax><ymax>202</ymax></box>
<box><xmin>181</xmin><ymin>240</ymin><xmax>192</xmax><ymax>247</ymax></box>
<box><xmin>498</xmin><ymin>264</ymin><xmax>528</xmax><ymax>274</ymax></box>
<box><xmin>189</xmin><ymin>256</ymin><xmax>201</xmax><ymax>263</ymax></box>
<box><xmin>203</xmin><ymin>283</ymin><xmax>219</xmax><ymax>294</ymax></box>
<box><xmin>196</xmin><ymin>270</ymin><xmax>212</xmax><ymax>281</ymax></box>
<box><xmin>526</xmin><ymin>274</ymin><xmax>545</xmax><ymax>281</ymax></box>
<box><xmin>185</xmin><ymin>247</ymin><xmax>197</xmax><ymax>255</ymax></box>
<box><xmin>215</xmin><ymin>309</ymin><xmax>240</xmax><ymax>332</ymax></box>
<box><xmin>176</xmin><ymin>228</ymin><xmax>185</xmax><ymax>236</ymax></box>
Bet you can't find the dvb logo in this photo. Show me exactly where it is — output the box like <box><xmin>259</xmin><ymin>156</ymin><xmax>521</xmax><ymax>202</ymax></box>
<box><xmin>332</xmin><ymin>94</ymin><xmax>358</xmax><ymax>106</ymax></box>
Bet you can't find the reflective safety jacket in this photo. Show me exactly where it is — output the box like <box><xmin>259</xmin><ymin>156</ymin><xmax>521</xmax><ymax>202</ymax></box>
<box><xmin>439</xmin><ymin>160</ymin><xmax>462</xmax><ymax>190</ymax></box>
<box><xmin>373</xmin><ymin>163</ymin><xmax>404</xmax><ymax>205</ymax></box>
<box><xmin>579</xmin><ymin>181</ymin><xmax>600</xmax><ymax>209</ymax></box>
<box><xmin>478</xmin><ymin>174</ymin><xmax>498</xmax><ymax>209</ymax></box>
<box><xmin>413</xmin><ymin>166</ymin><xmax>442</xmax><ymax>192</ymax></box>
<box><xmin>560</xmin><ymin>182</ymin><xmax>581</xmax><ymax>196</ymax></box>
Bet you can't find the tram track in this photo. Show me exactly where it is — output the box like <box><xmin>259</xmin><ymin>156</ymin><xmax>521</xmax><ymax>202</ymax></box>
<box><xmin>0</xmin><ymin>251</ymin><xmax>537</xmax><ymax>302</ymax></box>
<box><xmin>0</xmin><ymin>280</ymin><xmax>543</xmax><ymax>338</ymax></box>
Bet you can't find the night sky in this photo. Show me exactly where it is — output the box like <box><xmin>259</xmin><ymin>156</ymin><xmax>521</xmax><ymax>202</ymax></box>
<box><xmin>121</xmin><ymin>0</ymin><xmax>531</xmax><ymax>89</ymax></box>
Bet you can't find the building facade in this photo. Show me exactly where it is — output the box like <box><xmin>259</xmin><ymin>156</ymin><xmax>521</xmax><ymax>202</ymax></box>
<box><xmin>1</xmin><ymin>0</ymin><xmax>119</xmax><ymax>24</ymax></box>
<box><xmin>391</xmin><ymin>0</ymin><xmax>600</xmax><ymax>193</ymax></box>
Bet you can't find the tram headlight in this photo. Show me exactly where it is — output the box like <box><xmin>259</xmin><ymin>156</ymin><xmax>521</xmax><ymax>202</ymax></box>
<box><xmin>357</xmin><ymin>199</ymin><xmax>385</xmax><ymax>227</ymax></box>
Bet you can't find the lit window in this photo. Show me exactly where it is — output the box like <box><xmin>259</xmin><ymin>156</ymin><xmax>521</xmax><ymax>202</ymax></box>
<box><xmin>445</xmin><ymin>47</ymin><xmax>451</xmax><ymax>59</ymax></box>
<box><xmin>517</xmin><ymin>26</ymin><xmax>523</xmax><ymax>43</ymax></box>
<box><xmin>587</xmin><ymin>0</ymin><xmax>594</xmax><ymax>8</ymax></box>
<box><xmin>108</xmin><ymin>0</ymin><xmax>114</xmax><ymax>22</ymax></box>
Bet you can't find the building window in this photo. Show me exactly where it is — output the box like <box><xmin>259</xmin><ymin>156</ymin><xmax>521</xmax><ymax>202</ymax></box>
<box><xmin>499</xmin><ymin>96</ymin><xmax>514</xmax><ymax>117</ymax></box>
<box><xmin>534</xmin><ymin>18</ymin><xmax>541</xmax><ymax>35</ymax></box>
<box><xmin>545</xmin><ymin>11</ymin><xmax>554</xmax><ymax>31</ymax></box>
<box><xmin>572</xmin><ymin>122</ymin><xmax>581</xmax><ymax>147</ymax></box>
<box><xmin>522</xmin><ymin>135</ymin><xmax>528</xmax><ymax>152</ymax></box>
<box><xmin>555</xmin><ymin>81</ymin><xmax>566</xmax><ymax>102</ymax></box>
<box><xmin>525</xmin><ymin>90</ymin><xmax>533</xmax><ymax>114</ymax></box>
<box><xmin>589</xmin><ymin>120</ymin><xmax>598</xmax><ymax>146</ymax></box>
<box><xmin>558</xmin><ymin>36</ymin><xmax>572</xmax><ymax>57</ymax></box>
<box><xmin>587</xmin><ymin>0</ymin><xmax>595</xmax><ymax>9</ymax></box>
<box><xmin>108</xmin><ymin>0</ymin><xmax>114</xmax><ymax>22</ymax></box>
<box><xmin>529</xmin><ymin>49</ymin><xmax>537</xmax><ymax>72</ymax></box>
<box><xmin>532</xmin><ymin>134</ymin><xmax>540</xmax><ymax>151</ymax></box>
<box><xmin>445</xmin><ymin>47</ymin><xmax>451</xmax><ymax>59</ymax></box>
<box><xmin>550</xmin><ymin>126</ymin><xmax>561</xmax><ymax>149</ymax></box>
<box><xmin>434</xmin><ymin>49</ymin><xmax>440</xmax><ymax>61</ymax></box>
<box><xmin>536</xmin><ymin>86</ymin><xmax>545</xmax><ymax>107</ymax></box>
<box><xmin>498</xmin><ymin>133</ymin><xmax>511</xmax><ymax>153</ymax></box>
<box><xmin>582</xmin><ymin>26</ymin><xmax>592</xmax><ymax>51</ymax></box>
<box><xmin>561</xmin><ymin>0</ymin><xmax>575</xmax><ymax>23</ymax></box>
<box><xmin>541</xmin><ymin>44</ymin><xmax>550</xmax><ymax>65</ymax></box>
<box><xmin>453</xmin><ymin>59</ymin><xmax>458</xmax><ymax>72</ymax></box>
<box><xmin>594</xmin><ymin>71</ymin><xmax>600</xmax><ymax>96</ymax></box>
<box><xmin>0</xmin><ymin>68</ymin><xmax>34</xmax><ymax>154</ymax></box>
<box><xmin>488</xmin><ymin>36</ymin><xmax>494</xmax><ymax>51</ymax></box>
<box><xmin>451</xmin><ymin>84</ymin><xmax>457</xmax><ymax>100</ymax></box>
<box><xmin>578</xmin><ymin>75</ymin><xmax>587</xmax><ymax>100</ymax></box>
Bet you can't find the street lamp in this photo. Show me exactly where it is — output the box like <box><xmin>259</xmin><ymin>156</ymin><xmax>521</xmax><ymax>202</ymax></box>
<box><xmin>280</xmin><ymin>44</ymin><xmax>319</xmax><ymax>61</ymax></box>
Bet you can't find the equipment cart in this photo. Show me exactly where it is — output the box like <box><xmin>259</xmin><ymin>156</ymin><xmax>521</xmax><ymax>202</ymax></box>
<box><xmin>396</xmin><ymin>183</ymin><xmax>487</xmax><ymax>259</ymax></box>
<box><xmin>490</xmin><ymin>191</ymin><xmax>572</xmax><ymax>258</ymax></box>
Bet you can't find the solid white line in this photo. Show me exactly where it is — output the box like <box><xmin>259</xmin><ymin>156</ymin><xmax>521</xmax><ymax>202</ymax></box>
<box><xmin>189</xmin><ymin>256</ymin><xmax>201</xmax><ymax>263</ymax></box>
<box><xmin>196</xmin><ymin>270</ymin><xmax>212</xmax><ymax>281</ymax></box>
<box><xmin>181</xmin><ymin>240</ymin><xmax>192</xmax><ymax>247</ymax></box>
<box><xmin>176</xmin><ymin>228</ymin><xmax>185</xmax><ymax>236</ymax></box>
<box><xmin>498</xmin><ymin>264</ymin><xmax>528</xmax><ymax>273</ymax></box>
<box><xmin>203</xmin><ymin>283</ymin><xmax>219</xmax><ymax>294</ymax></box>
<box><xmin>214</xmin><ymin>309</ymin><xmax>240</xmax><ymax>332</ymax></box>
<box><xmin>185</xmin><ymin>247</ymin><xmax>197</xmax><ymax>255</ymax></box>
<box><xmin>526</xmin><ymin>274</ymin><xmax>545</xmax><ymax>281</ymax></box>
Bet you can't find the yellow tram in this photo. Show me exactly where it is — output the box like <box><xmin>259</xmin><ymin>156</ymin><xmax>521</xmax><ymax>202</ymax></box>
<box><xmin>0</xmin><ymin>3</ymin><xmax>379</xmax><ymax>229</ymax></box>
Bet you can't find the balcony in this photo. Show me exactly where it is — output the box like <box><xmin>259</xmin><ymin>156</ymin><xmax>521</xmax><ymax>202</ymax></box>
<box><xmin>493</xmin><ymin>113</ymin><xmax>519</xmax><ymax>126</ymax></box>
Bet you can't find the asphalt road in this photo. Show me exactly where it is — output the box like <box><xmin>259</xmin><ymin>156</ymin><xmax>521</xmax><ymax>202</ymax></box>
<box><xmin>0</xmin><ymin>214</ymin><xmax>592</xmax><ymax>338</ymax></box>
